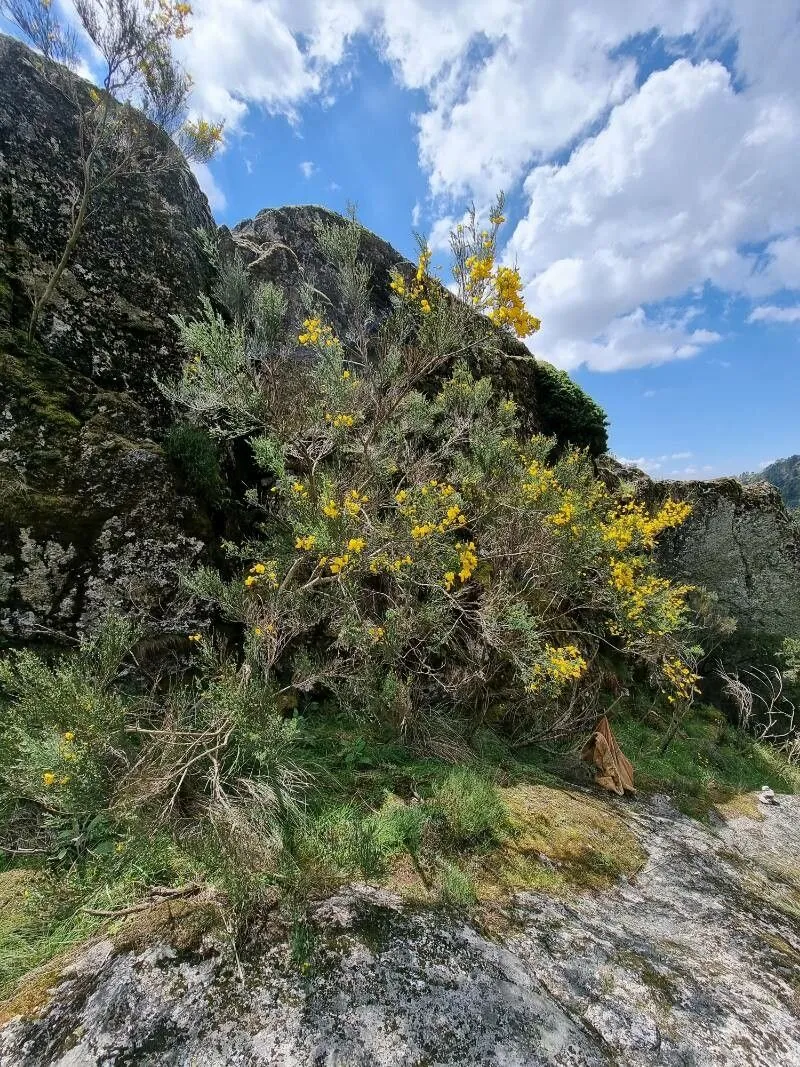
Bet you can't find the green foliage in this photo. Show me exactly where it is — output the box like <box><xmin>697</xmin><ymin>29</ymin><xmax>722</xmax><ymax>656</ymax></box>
<box><xmin>438</xmin><ymin>860</ymin><xmax>477</xmax><ymax>906</ymax></box>
<box><xmin>164</xmin><ymin>422</ymin><xmax>224</xmax><ymax>505</ymax></box>
<box><xmin>0</xmin><ymin>210</ymin><xmax>745</xmax><ymax>997</ymax></box>
<box><xmin>432</xmin><ymin>768</ymin><xmax>508</xmax><ymax>845</ymax></box>
<box><xmin>370</xmin><ymin>795</ymin><xmax>430</xmax><ymax>857</ymax></box>
<box><xmin>534</xmin><ymin>359</ymin><xmax>609</xmax><ymax>456</ymax></box>
<box><xmin>0</xmin><ymin>617</ymin><xmax>139</xmax><ymax>845</ymax></box>
<box><xmin>613</xmin><ymin>705</ymin><xmax>800</xmax><ymax>817</ymax></box>
<box><xmin>166</xmin><ymin>212</ymin><xmax>696</xmax><ymax>752</ymax></box>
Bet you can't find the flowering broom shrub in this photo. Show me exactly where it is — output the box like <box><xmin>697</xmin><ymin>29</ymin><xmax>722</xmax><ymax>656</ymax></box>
<box><xmin>168</xmin><ymin>207</ymin><xmax>699</xmax><ymax>749</ymax></box>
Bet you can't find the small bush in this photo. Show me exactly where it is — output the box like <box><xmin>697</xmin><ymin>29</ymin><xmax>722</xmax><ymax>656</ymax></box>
<box><xmin>370</xmin><ymin>795</ymin><xmax>430</xmax><ymax>856</ymax></box>
<box><xmin>534</xmin><ymin>359</ymin><xmax>609</xmax><ymax>456</ymax></box>
<box><xmin>164</xmin><ymin>422</ymin><xmax>224</xmax><ymax>505</ymax></box>
<box><xmin>432</xmin><ymin>768</ymin><xmax>508</xmax><ymax>845</ymax></box>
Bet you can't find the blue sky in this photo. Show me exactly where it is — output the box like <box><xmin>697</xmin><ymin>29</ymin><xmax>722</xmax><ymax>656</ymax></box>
<box><xmin>4</xmin><ymin>1</ymin><xmax>800</xmax><ymax>479</ymax></box>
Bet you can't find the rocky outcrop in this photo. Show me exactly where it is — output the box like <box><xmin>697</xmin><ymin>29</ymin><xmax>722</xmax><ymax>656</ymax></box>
<box><xmin>0</xmin><ymin>35</ymin><xmax>214</xmax><ymax>643</ymax></box>
<box><xmin>2</xmin><ymin>32</ymin><xmax>794</xmax><ymax>655</ymax></box>
<box><xmin>0</xmin><ymin>31</ymin><xmax>606</xmax><ymax>645</ymax></box>
<box><xmin>605</xmin><ymin>459</ymin><xmax>800</xmax><ymax>648</ymax></box>
<box><xmin>2</xmin><ymin>794</ymin><xmax>799</xmax><ymax>1066</ymax></box>
<box><xmin>226</xmin><ymin>206</ymin><xmax>608</xmax><ymax>451</ymax></box>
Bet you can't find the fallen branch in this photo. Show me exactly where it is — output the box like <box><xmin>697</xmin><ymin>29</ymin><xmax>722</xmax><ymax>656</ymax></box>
<box><xmin>81</xmin><ymin>881</ymin><xmax>205</xmax><ymax>918</ymax></box>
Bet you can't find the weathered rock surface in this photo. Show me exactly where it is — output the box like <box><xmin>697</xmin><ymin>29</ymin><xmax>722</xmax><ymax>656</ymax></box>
<box><xmin>0</xmin><ymin>35</ymin><xmax>213</xmax><ymax>642</ymax></box>
<box><xmin>1</xmin><ymin>33</ymin><xmax>797</xmax><ymax>656</ymax></box>
<box><xmin>2</xmin><ymin>795</ymin><xmax>799</xmax><ymax>1066</ymax></box>
<box><xmin>604</xmin><ymin>459</ymin><xmax>800</xmax><ymax>647</ymax></box>
<box><xmin>0</xmin><ymin>35</ymin><xmax>608</xmax><ymax>643</ymax></box>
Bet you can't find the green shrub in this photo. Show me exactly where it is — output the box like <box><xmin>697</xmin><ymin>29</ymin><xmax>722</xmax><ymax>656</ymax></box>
<box><xmin>167</xmin><ymin>210</ymin><xmax>697</xmax><ymax>750</ymax></box>
<box><xmin>432</xmin><ymin>768</ymin><xmax>508</xmax><ymax>845</ymax></box>
<box><xmin>0</xmin><ymin>618</ymin><xmax>140</xmax><ymax>857</ymax></box>
<box><xmin>370</xmin><ymin>795</ymin><xmax>430</xmax><ymax>856</ymax></box>
<box><xmin>534</xmin><ymin>359</ymin><xmax>608</xmax><ymax>455</ymax></box>
<box><xmin>164</xmin><ymin>422</ymin><xmax>224</xmax><ymax>505</ymax></box>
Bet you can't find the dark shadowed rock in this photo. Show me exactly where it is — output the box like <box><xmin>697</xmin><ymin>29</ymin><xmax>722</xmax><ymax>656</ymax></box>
<box><xmin>0</xmin><ymin>35</ymin><xmax>214</xmax><ymax>642</ymax></box>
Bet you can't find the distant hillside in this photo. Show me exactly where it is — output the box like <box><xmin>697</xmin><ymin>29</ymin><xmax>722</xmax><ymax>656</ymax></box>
<box><xmin>742</xmin><ymin>455</ymin><xmax>800</xmax><ymax>509</ymax></box>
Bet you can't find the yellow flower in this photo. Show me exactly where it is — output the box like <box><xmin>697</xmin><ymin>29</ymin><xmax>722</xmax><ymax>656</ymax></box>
<box><xmin>547</xmin><ymin>499</ymin><xmax>576</xmax><ymax>527</ymax></box>
<box><xmin>389</xmin><ymin>272</ymin><xmax>406</xmax><ymax>296</ymax></box>
<box><xmin>63</xmin><ymin>731</ymin><xmax>75</xmax><ymax>742</ymax></box>
<box><xmin>411</xmin><ymin>523</ymin><xmax>436</xmax><ymax>540</ymax></box>
<box><xmin>291</xmin><ymin>481</ymin><xmax>308</xmax><ymax>498</ymax></box>
<box><xmin>343</xmin><ymin>490</ymin><xmax>368</xmax><ymax>517</ymax></box>
<box><xmin>254</xmin><ymin>627</ymin><xmax>263</xmax><ymax>636</ymax></box>
<box><xmin>299</xmin><ymin>317</ymin><xmax>336</xmax><ymax>347</ymax></box>
<box><xmin>329</xmin><ymin>553</ymin><xmax>350</xmax><ymax>575</ymax></box>
<box><xmin>188</xmin><ymin>632</ymin><xmax>202</xmax><ymax>642</ymax></box>
<box><xmin>295</xmin><ymin>534</ymin><xmax>317</xmax><ymax>551</ymax></box>
<box><xmin>244</xmin><ymin>575</ymin><xmax>257</xmax><ymax>588</ymax></box>
<box><xmin>42</xmin><ymin>772</ymin><xmax>56</xmax><ymax>787</ymax></box>
<box><xmin>420</xmin><ymin>298</ymin><xmax>431</xmax><ymax>314</ymax></box>
<box><xmin>347</xmin><ymin>537</ymin><xmax>366</xmax><ymax>553</ymax></box>
<box><xmin>325</xmin><ymin>412</ymin><xmax>356</xmax><ymax>429</ymax></box>
<box><xmin>322</xmin><ymin>500</ymin><xmax>340</xmax><ymax>519</ymax></box>
<box><xmin>59</xmin><ymin>776</ymin><xmax>70</xmax><ymax>786</ymax></box>
<box><xmin>342</xmin><ymin>370</ymin><xmax>351</xmax><ymax>380</ymax></box>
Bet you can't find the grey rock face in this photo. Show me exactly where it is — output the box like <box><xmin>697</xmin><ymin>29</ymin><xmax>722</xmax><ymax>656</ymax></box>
<box><xmin>0</xmin><ymin>35</ymin><xmax>213</xmax><ymax>397</ymax></box>
<box><xmin>615</xmin><ymin>461</ymin><xmax>800</xmax><ymax>644</ymax></box>
<box><xmin>2</xmin><ymin>796</ymin><xmax>799</xmax><ymax>1066</ymax></box>
<box><xmin>0</xmin><ymin>35</ymin><xmax>214</xmax><ymax>642</ymax></box>
<box><xmin>656</xmin><ymin>477</ymin><xmax>800</xmax><ymax>641</ymax></box>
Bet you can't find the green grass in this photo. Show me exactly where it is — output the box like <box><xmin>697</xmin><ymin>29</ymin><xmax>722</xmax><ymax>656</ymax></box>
<box><xmin>431</xmin><ymin>768</ymin><xmax>509</xmax><ymax>845</ymax></box>
<box><xmin>437</xmin><ymin>860</ymin><xmax>477</xmax><ymax>906</ymax></box>
<box><xmin>3</xmin><ymin>698</ymin><xmax>799</xmax><ymax>1005</ymax></box>
<box><xmin>612</xmin><ymin>704</ymin><xmax>800</xmax><ymax>816</ymax></box>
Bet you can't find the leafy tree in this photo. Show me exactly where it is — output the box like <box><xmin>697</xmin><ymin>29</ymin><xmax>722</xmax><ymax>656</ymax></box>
<box><xmin>1</xmin><ymin>0</ymin><xmax>223</xmax><ymax>340</ymax></box>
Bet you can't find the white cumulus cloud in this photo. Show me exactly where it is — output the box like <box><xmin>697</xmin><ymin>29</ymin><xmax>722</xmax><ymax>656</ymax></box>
<box><xmin>164</xmin><ymin>0</ymin><xmax>800</xmax><ymax>370</ymax></box>
<box><xmin>748</xmin><ymin>305</ymin><xmax>800</xmax><ymax>323</ymax></box>
<box><xmin>190</xmin><ymin>161</ymin><xmax>227</xmax><ymax>213</ymax></box>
